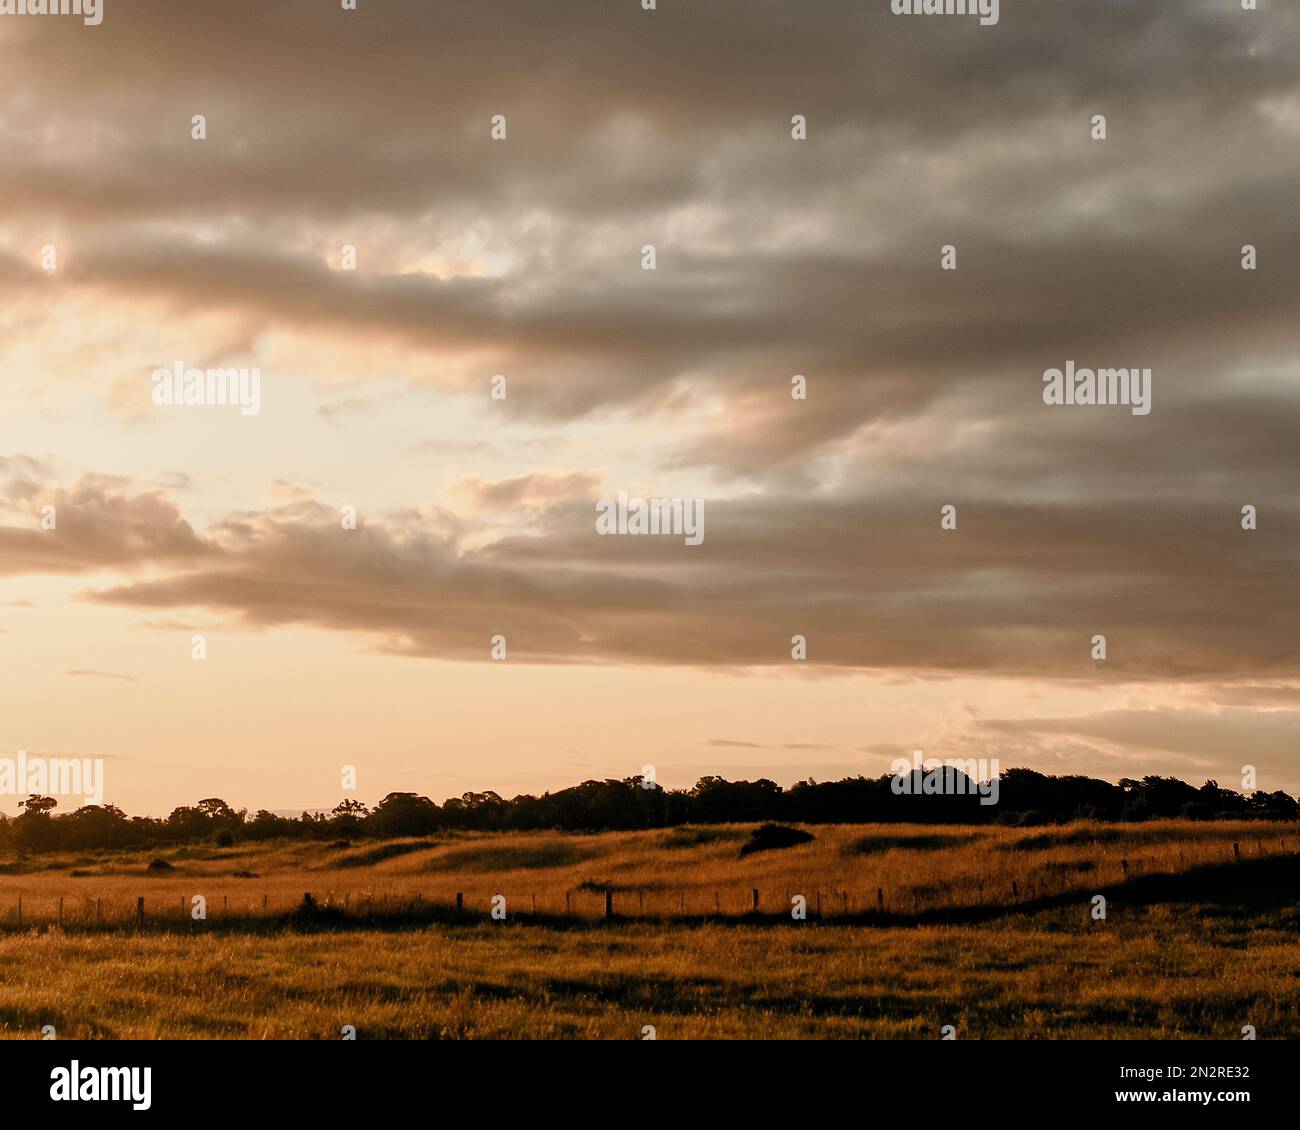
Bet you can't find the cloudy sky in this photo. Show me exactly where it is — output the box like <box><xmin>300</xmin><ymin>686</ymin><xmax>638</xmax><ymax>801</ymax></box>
<box><xmin>2</xmin><ymin>0</ymin><xmax>1298</xmax><ymax>815</ymax></box>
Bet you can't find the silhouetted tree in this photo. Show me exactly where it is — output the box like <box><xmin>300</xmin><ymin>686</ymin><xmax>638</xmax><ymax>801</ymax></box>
<box><xmin>365</xmin><ymin>792</ymin><xmax>439</xmax><ymax>838</ymax></box>
<box><xmin>0</xmin><ymin>769</ymin><xmax>1294</xmax><ymax>854</ymax></box>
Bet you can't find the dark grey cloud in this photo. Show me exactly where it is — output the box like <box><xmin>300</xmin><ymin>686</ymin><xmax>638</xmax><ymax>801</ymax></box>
<box><xmin>0</xmin><ymin>475</ymin><xmax>1270</xmax><ymax>681</ymax></box>
<box><xmin>976</xmin><ymin>705</ymin><xmax>1300</xmax><ymax>790</ymax></box>
<box><xmin>2</xmin><ymin>1</ymin><xmax>1297</xmax><ymax>699</ymax></box>
<box><xmin>2</xmin><ymin>0</ymin><xmax>1295</xmax><ymax>442</ymax></box>
<box><xmin>0</xmin><ymin>473</ymin><xmax>211</xmax><ymax>576</ymax></box>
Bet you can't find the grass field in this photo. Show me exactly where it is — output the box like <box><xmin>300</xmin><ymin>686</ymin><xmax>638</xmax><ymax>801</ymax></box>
<box><xmin>1</xmin><ymin>821</ymin><xmax>1298</xmax><ymax>1038</ymax></box>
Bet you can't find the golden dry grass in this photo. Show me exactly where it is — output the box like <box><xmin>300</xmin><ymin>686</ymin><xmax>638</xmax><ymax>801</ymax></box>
<box><xmin>1</xmin><ymin>911</ymin><xmax>1297</xmax><ymax>1039</ymax></box>
<box><xmin>1</xmin><ymin>821</ymin><xmax>1297</xmax><ymax>1039</ymax></box>
<box><xmin>0</xmin><ymin>819</ymin><xmax>1289</xmax><ymax>926</ymax></box>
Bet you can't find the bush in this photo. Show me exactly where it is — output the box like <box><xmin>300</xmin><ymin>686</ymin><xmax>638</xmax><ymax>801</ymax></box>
<box><xmin>214</xmin><ymin>829</ymin><xmax>235</xmax><ymax>848</ymax></box>
<box><xmin>739</xmin><ymin>823</ymin><xmax>814</xmax><ymax>857</ymax></box>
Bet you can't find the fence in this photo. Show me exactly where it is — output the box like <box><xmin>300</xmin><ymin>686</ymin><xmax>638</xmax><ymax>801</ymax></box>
<box><xmin>0</xmin><ymin>837</ymin><xmax>1284</xmax><ymax>932</ymax></box>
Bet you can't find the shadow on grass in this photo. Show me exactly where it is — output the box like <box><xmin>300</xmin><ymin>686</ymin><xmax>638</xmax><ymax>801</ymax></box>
<box><xmin>1</xmin><ymin>853</ymin><xmax>1295</xmax><ymax>937</ymax></box>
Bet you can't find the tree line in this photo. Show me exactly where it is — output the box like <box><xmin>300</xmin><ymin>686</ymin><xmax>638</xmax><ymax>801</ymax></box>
<box><xmin>0</xmin><ymin>769</ymin><xmax>1295</xmax><ymax>853</ymax></box>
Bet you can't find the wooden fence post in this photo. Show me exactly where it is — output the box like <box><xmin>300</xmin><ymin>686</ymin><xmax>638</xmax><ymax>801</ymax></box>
<box><xmin>136</xmin><ymin>897</ymin><xmax>145</xmax><ymax>929</ymax></box>
<box><xmin>604</xmin><ymin>889</ymin><xmax>613</xmax><ymax>919</ymax></box>
<box><xmin>877</xmin><ymin>887</ymin><xmax>884</xmax><ymax>912</ymax></box>
<box><xmin>455</xmin><ymin>891</ymin><xmax>463</xmax><ymax>916</ymax></box>
<box><xmin>752</xmin><ymin>888</ymin><xmax>759</xmax><ymax>913</ymax></box>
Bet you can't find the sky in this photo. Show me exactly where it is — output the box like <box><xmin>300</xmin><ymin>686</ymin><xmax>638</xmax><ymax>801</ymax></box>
<box><xmin>2</xmin><ymin>0</ymin><xmax>1299</xmax><ymax>816</ymax></box>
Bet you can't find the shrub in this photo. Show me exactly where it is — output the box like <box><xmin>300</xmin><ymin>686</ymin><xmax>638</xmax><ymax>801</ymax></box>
<box><xmin>739</xmin><ymin>823</ymin><xmax>814</xmax><ymax>857</ymax></box>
